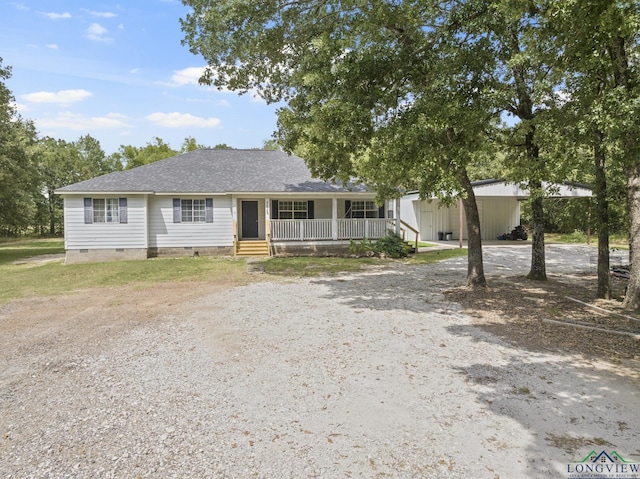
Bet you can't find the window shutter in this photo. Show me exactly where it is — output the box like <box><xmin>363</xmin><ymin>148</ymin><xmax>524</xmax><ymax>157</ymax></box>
<box><xmin>173</xmin><ymin>198</ymin><xmax>181</xmax><ymax>223</ymax></box>
<box><xmin>344</xmin><ymin>200</ymin><xmax>351</xmax><ymax>219</ymax></box>
<box><xmin>378</xmin><ymin>205</ymin><xmax>385</xmax><ymax>219</ymax></box>
<box><xmin>119</xmin><ymin>198</ymin><xmax>128</xmax><ymax>224</ymax></box>
<box><xmin>308</xmin><ymin>200</ymin><xmax>314</xmax><ymax>219</ymax></box>
<box><xmin>205</xmin><ymin>198</ymin><xmax>213</xmax><ymax>223</ymax></box>
<box><xmin>271</xmin><ymin>200</ymin><xmax>279</xmax><ymax>220</ymax></box>
<box><xmin>84</xmin><ymin>198</ymin><xmax>93</xmax><ymax>224</ymax></box>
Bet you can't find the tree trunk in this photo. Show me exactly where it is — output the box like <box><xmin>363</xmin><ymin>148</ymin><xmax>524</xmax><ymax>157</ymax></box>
<box><xmin>456</xmin><ymin>168</ymin><xmax>487</xmax><ymax>288</ymax></box>
<box><xmin>594</xmin><ymin>127</ymin><xmax>611</xmax><ymax>299</ymax></box>
<box><xmin>622</xmin><ymin>164</ymin><xmax>640</xmax><ymax>309</ymax></box>
<box><xmin>527</xmin><ymin>183</ymin><xmax>547</xmax><ymax>281</ymax></box>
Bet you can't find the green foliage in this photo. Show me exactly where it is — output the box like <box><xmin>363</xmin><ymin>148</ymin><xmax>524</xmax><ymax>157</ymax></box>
<box><xmin>118</xmin><ymin>137</ymin><xmax>178</xmax><ymax>169</ymax></box>
<box><xmin>348</xmin><ymin>237</ymin><xmax>374</xmax><ymax>256</ymax></box>
<box><xmin>374</xmin><ymin>232</ymin><xmax>410</xmax><ymax>259</ymax></box>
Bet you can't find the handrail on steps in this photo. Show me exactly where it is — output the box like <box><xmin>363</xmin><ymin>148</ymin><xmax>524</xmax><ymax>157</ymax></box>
<box><xmin>400</xmin><ymin>220</ymin><xmax>420</xmax><ymax>252</ymax></box>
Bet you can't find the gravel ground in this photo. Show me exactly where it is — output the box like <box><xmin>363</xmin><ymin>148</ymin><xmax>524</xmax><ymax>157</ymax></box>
<box><xmin>1</xmin><ymin>245</ymin><xmax>638</xmax><ymax>478</ymax></box>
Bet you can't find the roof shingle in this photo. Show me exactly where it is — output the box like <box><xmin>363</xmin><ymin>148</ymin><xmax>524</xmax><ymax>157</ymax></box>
<box><xmin>56</xmin><ymin>149</ymin><xmax>366</xmax><ymax>194</ymax></box>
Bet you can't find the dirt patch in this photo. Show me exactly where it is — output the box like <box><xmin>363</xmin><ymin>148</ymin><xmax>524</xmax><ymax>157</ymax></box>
<box><xmin>0</xmin><ymin>281</ymin><xmax>234</xmax><ymax>368</ymax></box>
<box><xmin>445</xmin><ymin>273</ymin><xmax>640</xmax><ymax>367</ymax></box>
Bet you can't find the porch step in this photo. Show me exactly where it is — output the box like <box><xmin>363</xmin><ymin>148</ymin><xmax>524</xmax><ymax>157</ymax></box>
<box><xmin>236</xmin><ymin>241</ymin><xmax>270</xmax><ymax>257</ymax></box>
<box><xmin>404</xmin><ymin>241</ymin><xmax>417</xmax><ymax>254</ymax></box>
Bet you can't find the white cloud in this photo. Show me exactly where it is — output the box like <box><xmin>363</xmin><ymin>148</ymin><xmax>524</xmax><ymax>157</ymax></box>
<box><xmin>167</xmin><ymin>67</ymin><xmax>207</xmax><ymax>87</ymax></box>
<box><xmin>21</xmin><ymin>89</ymin><xmax>92</xmax><ymax>104</ymax></box>
<box><xmin>46</xmin><ymin>44</ymin><xmax>58</xmax><ymax>49</ymax></box>
<box><xmin>87</xmin><ymin>23</ymin><xmax>112</xmax><ymax>43</ymax></box>
<box><xmin>129</xmin><ymin>68</ymin><xmax>142</xmax><ymax>75</ymax></box>
<box><xmin>38</xmin><ymin>112</ymin><xmax>130</xmax><ymax>130</ymax></box>
<box><xmin>11</xmin><ymin>3</ymin><xmax>28</xmax><ymax>11</ymax></box>
<box><xmin>84</xmin><ymin>10</ymin><xmax>117</xmax><ymax>18</ymax></box>
<box><xmin>146</xmin><ymin>112</ymin><xmax>221</xmax><ymax>128</ymax></box>
<box><xmin>42</xmin><ymin>11</ymin><xmax>71</xmax><ymax>19</ymax></box>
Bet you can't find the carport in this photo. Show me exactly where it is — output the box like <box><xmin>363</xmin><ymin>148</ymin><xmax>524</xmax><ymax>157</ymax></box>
<box><xmin>400</xmin><ymin>180</ymin><xmax>592</xmax><ymax>243</ymax></box>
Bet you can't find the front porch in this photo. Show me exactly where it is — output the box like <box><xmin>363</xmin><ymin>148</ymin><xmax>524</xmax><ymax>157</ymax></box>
<box><xmin>232</xmin><ymin>196</ymin><xmax>401</xmax><ymax>257</ymax></box>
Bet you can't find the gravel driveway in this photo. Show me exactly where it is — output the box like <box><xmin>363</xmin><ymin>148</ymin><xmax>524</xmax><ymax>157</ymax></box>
<box><xmin>1</xmin><ymin>245</ymin><xmax>638</xmax><ymax>478</ymax></box>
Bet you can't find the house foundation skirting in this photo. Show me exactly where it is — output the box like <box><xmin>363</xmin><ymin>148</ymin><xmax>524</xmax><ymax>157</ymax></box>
<box><xmin>65</xmin><ymin>248</ymin><xmax>148</xmax><ymax>264</ymax></box>
<box><xmin>270</xmin><ymin>241</ymin><xmax>354</xmax><ymax>256</ymax></box>
<box><xmin>148</xmin><ymin>246</ymin><xmax>234</xmax><ymax>258</ymax></box>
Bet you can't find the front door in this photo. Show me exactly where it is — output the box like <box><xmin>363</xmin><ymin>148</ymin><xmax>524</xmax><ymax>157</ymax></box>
<box><xmin>241</xmin><ymin>201</ymin><xmax>259</xmax><ymax>238</ymax></box>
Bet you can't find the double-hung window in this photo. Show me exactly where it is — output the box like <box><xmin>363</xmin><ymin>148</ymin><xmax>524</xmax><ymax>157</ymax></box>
<box><xmin>278</xmin><ymin>201</ymin><xmax>308</xmax><ymax>219</ymax></box>
<box><xmin>172</xmin><ymin>198</ymin><xmax>214</xmax><ymax>223</ymax></box>
<box><xmin>85</xmin><ymin>198</ymin><xmax>127</xmax><ymax>224</ymax></box>
<box><xmin>351</xmin><ymin>200</ymin><xmax>379</xmax><ymax>218</ymax></box>
<box><xmin>181</xmin><ymin>199</ymin><xmax>206</xmax><ymax>222</ymax></box>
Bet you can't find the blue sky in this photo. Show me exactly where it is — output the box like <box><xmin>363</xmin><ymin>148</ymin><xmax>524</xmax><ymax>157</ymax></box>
<box><xmin>0</xmin><ymin>0</ymin><xmax>280</xmax><ymax>155</ymax></box>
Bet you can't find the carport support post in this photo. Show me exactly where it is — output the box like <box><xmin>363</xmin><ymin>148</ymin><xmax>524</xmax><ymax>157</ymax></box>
<box><xmin>395</xmin><ymin>199</ymin><xmax>401</xmax><ymax>235</ymax></box>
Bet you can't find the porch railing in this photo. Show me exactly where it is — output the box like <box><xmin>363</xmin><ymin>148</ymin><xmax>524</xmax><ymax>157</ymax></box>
<box><xmin>270</xmin><ymin>218</ymin><xmax>393</xmax><ymax>241</ymax></box>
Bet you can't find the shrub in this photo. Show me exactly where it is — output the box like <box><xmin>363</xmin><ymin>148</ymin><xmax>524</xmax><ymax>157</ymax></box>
<box><xmin>374</xmin><ymin>231</ymin><xmax>410</xmax><ymax>258</ymax></box>
<box><xmin>349</xmin><ymin>237</ymin><xmax>374</xmax><ymax>256</ymax></box>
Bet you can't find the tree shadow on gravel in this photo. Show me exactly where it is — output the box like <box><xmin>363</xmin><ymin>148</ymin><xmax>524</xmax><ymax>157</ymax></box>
<box><xmin>310</xmin><ymin>263</ymin><xmax>468</xmax><ymax>315</ymax></box>
<box><xmin>312</xmin><ymin>263</ymin><xmax>640</xmax><ymax>475</ymax></box>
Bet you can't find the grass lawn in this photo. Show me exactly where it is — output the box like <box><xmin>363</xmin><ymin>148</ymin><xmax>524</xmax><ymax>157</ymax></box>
<box><xmin>0</xmin><ymin>238</ymin><xmax>468</xmax><ymax>302</ymax></box>
<box><xmin>264</xmin><ymin>248</ymin><xmax>468</xmax><ymax>277</ymax></box>
<box><xmin>0</xmin><ymin>238</ymin><xmax>65</xmax><ymax>264</ymax></box>
<box><xmin>0</xmin><ymin>239</ymin><xmax>249</xmax><ymax>303</ymax></box>
<box><xmin>546</xmin><ymin>232</ymin><xmax>629</xmax><ymax>249</ymax></box>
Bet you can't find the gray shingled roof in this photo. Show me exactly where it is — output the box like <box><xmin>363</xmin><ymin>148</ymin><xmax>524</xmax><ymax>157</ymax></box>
<box><xmin>56</xmin><ymin>149</ymin><xmax>368</xmax><ymax>194</ymax></box>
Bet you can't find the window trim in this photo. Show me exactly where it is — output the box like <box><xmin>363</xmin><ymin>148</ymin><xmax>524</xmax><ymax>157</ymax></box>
<box><xmin>172</xmin><ymin>197</ymin><xmax>214</xmax><ymax>224</ymax></box>
<box><xmin>84</xmin><ymin>197</ymin><xmax>127</xmax><ymax>224</ymax></box>
<box><xmin>278</xmin><ymin>200</ymin><xmax>308</xmax><ymax>220</ymax></box>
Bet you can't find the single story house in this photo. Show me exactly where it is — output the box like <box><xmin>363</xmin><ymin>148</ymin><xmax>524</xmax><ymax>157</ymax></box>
<box><xmin>400</xmin><ymin>179</ymin><xmax>593</xmax><ymax>242</ymax></box>
<box><xmin>55</xmin><ymin>149</ymin><xmax>396</xmax><ymax>263</ymax></box>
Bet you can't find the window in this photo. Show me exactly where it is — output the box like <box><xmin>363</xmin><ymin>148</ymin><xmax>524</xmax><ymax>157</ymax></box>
<box><xmin>92</xmin><ymin>198</ymin><xmax>120</xmax><ymax>223</ymax></box>
<box><xmin>172</xmin><ymin>198</ymin><xmax>213</xmax><ymax>223</ymax></box>
<box><xmin>351</xmin><ymin>200</ymin><xmax>378</xmax><ymax>218</ymax></box>
<box><xmin>278</xmin><ymin>200</ymin><xmax>308</xmax><ymax>219</ymax></box>
<box><xmin>181</xmin><ymin>199</ymin><xmax>206</xmax><ymax>222</ymax></box>
<box><xmin>84</xmin><ymin>198</ymin><xmax>127</xmax><ymax>224</ymax></box>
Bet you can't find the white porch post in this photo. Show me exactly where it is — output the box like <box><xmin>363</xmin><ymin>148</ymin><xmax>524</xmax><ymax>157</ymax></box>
<box><xmin>265</xmin><ymin>197</ymin><xmax>271</xmax><ymax>241</ymax></box>
<box><xmin>395</xmin><ymin>198</ymin><xmax>401</xmax><ymax>235</ymax></box>
<box><xmin>332</xmin><ymin>198</ymin><xmax>338</xmax><ymax>240</ymax></box>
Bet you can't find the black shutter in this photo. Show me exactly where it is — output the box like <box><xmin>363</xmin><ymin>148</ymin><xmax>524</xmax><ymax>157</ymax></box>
<box><xmin>205</xmin><ymin>198</ymin><xmax>213</xmax><ymax>223</ymax></box>
<box><xmin>344</xmin><ymin>200</ymin><xmax>351</xmax><ymax>218</ymax></box>
<box><xmin>84</xmin><ymin>198</ymin><xmax>93</xmax><ymax>224</ymax></box>
<box><xmin>378</xmin><ymin>204</ymin><xmax>384</xmax><ymax>219</ymax></box>
<box><xmin>271</xmin><ymin>200</ymin><xmax>279</xmax><ymax>220</ymax></box>
<box><xmin>308</xmin><ymin>201</ymin><xmax>314</xmax><ymax>219</ymax></box>
<box><xmin>173</xmin><ymin>198</ymin><xmax>181</xmax><ymax>223</ymax></box>
<box><xmin>119</xmin><ymin>198</ymin><xmax>128</xmax><ymax>224</ymax></box>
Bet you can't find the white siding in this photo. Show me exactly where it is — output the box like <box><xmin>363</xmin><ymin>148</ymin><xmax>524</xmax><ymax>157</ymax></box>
<box><xmin>403</xmin><ymin>196</ymin><xmax>520</xmax><ymax>241</ymax></box>
<box><xmin>148</xmin><ymin>195</ymin><xmax>233</xmax><ymax>248</ymax></box>
<box><xmin>447</xmin><ymin>198</ymin><xmax>518</xmax><ymax>240</ymax></box>
<box><xmin>313</xmin><ymin>199</ymin><xmax>332</xmax><ymax>219</ymax></box>
<box><xmin>63</xmin><ymin>195</ymin><xmax>147</xmax><ymax>249</ymax></box>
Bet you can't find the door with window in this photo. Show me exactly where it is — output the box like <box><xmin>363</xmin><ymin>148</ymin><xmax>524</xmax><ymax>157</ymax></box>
<box><xmin>241</xmin><ymin>201</ymin><xmax>259</xmax><ymax>239</ymax></box>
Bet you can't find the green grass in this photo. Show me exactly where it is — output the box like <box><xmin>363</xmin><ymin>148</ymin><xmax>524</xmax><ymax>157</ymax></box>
<box><xmin>264</xmin><ymin>248</ymin><xmax>468</xmax><ymax>277</ymax></box>
<box><xmin>0</xmin><ymin>238</ymin><xmax>468</xmax><ymax>302</ymax></box>
<box><xmin>0</xmin><ymin>238</ymin><xmax>65</xmax><ymax>265</ymax></box>
<box><xmin>546</xmin><ymin>232</ymin><xmax>629</xmax><ymax>249</ymax></box>
<box><xmin>0</xmin><ymin>239</ymin><xmax>249</xmax><ymax>303</ymax></box>
<box><xmin>264</xmin><ymin>256</ymin><xmax>381</xmax><ymax>277</ymax></box>
<box><xmin>405</xmin><ymin>248</ymin><xmax>468</xmax><ymax>264</ymax></box>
